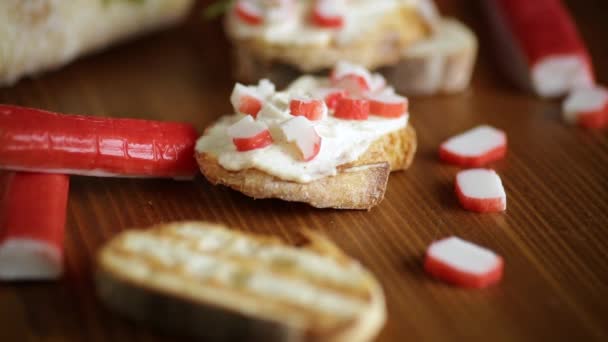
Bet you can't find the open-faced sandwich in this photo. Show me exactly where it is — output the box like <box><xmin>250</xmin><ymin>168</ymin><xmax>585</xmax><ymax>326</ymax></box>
<box><xmin>224</xmin><ymin>0</ymin><xmax>477</xmax><ymax>95</ymax></box>
<box><xmin>97</xmin><ymin>221</ymin><xmax>386</xmax><ymax>341</ymax></box>
<box><xmin>196</xmin><ymin>62</ymin><xmax>416</xmax><ymax>209</ymax></box>
<box><xmin>1</xmin><ymin>0</ymin><xmax>194</xmax><ymax>86</ymax></box>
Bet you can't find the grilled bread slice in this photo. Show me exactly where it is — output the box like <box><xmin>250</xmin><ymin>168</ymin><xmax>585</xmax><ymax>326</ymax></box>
<box><xmin>0</xmin><ymin>0</ymin><xmax>194</xmax><ymax>86</ymax></box>
<box><xmin>383</xmin><ymin>18</ymin><xmax>478</xmax><ymax>96</ymax></box>
<box><xmin>96</xmin><ymin>221</ymin><xmax>386</xmax><ymax>341</ymax></box>
<box><xmin>227</xmin><ymin>2</ymin><xmax>431</xmax><ymax>86</ymax></box>
<box><xmin>196</xmin><ymin>124</ymin><xmax>417</xmax><ymax>210</ymax></box>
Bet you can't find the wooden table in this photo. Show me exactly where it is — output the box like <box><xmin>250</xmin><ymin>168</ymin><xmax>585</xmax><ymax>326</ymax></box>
<box><xmin>1</xmin><ymin>1</ymin><xmax>607</xmax><ymax>341</ymax></box>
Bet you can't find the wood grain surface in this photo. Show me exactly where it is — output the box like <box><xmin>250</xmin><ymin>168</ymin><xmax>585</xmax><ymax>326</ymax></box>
<box><xmin>1</xmin><ymin>0</ymin><xmax>608</xmax><ymax>341</ymax></box>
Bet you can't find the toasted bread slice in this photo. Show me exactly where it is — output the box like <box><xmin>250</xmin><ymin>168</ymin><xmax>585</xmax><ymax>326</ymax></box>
<box><xmin>227</xmin><ymin>5</ymin><xmax>431</xmax><ymax>85</ymax></box>
<box><xmin>0</xmin><ymin>0</ymin><xmax>194</xmax><ymax>86</ymax></box>
<box><xmin>196</xmin><ymin>125</ymin><xmax>416</xmax><ymax>210</ymax></box>
<box><xmin>383</xmin><ymin>18</ymin><xmax>478</xmax><ymax>96</ymax></box>
<box><xmin>96</xmin><ymin>221</ymin><xmax>386</xmax><ymax>341</ymax></box>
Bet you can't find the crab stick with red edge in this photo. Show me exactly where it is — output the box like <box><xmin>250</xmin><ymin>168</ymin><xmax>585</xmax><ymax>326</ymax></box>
<box><xmin>0</xmin><ymin>105</ymin><xmax>198</xmax><ymax>179</ymax></box>
<box><xmin>280</xmin><ymin>116</ymin><xmax>322</xmax><ymax>161</ymax></box>
<box><xmin>455</xmin><ymin>168</ymin><xmax>506</xmax><ymax>213</ymax></box>
<box><xmin>368</xmin><ymin>92</ymin><xmax>408</xmax><ymax>118</ymax></box>
<box><xmin>235</xmin><ymin>0</ymin><xmax>264</xmax><ymax>26</ymax></box>
<box><xmin>563</xmin><ymin>86</ymin><xmax>608</xmax><ymax>129</ymax></box>
<box><xmin>289</xmin><ymin>97</ymin><xmax>328</xmax><ymax>121</ymax></box>
<box><xmin>484</xmin><ymin>0</ymin><xmax>594</xmax><ymax>97</ymax></box>
<box><xmin>439</xmin><ymin>125</ymin><xmax>507</xmax><ymax>167</ymax></box>
<box><xmin>334</xmin><ymin>98</ymin><xmax>370</xmax><ymax>120</ymax></box>
<box><xmin>425</xmin><ymin>236</ymin><xmax>504</xmax><ymax>288</ymax></box>
<box><xmin>227</xmin><ymin>115</ymin><xmax>273</xmax><ymax>151</ymax></box>
<box><xmin>0</xmin><ymin>172</ymin><xmax>69</xmax><ymax>280</ymax></box>
<box><xmin>312</xmin><ymin>0</ymin><xmax>346</xmax><ymax>29</ymax></box>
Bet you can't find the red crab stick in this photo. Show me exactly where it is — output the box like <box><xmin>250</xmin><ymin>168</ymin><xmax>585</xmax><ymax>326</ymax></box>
<box><xmin>0</xmin><ymin>105</ymin><xmax>198</xmax><ymax>179</ymax></box>
<box><xmin>485</xmin><ymin>0</ymin><xmax>594</xmax><ymax>97</ymax></box>
<box><xmin>0</xmin><ymin>172</ymin><xmax>69</xmax><ymax>280</ymax></box>
<box><xmin>425</xmin><ymin>236</ymin><xmax>504</xmax><ymax>288</ymax></box>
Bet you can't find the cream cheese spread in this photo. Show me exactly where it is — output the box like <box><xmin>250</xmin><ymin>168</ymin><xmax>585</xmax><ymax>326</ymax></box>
<box><xmin>228</xmin><ymin>0</ymin><xmax>421</xmax><ymax>46</ymax></box>
<box><xmin>196</xmin><ymin>75</ymin><xmax>409</xmax><ymax>183</ymax></box>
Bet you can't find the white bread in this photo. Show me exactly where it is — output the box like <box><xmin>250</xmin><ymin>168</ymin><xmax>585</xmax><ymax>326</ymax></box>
<box><xmin>96</xmin><ymin>221</ymin><xmax>387</xmax><ymax>341</ymax></box>
<box><xmin>0</xmin><ymin>0</ymin><xmax>194</xmax><ymax>86</ymax></box>
<box><xmin>383</xmin><ymin>18</ymin><xmax>478</xmax><ymax>96</ymax></box>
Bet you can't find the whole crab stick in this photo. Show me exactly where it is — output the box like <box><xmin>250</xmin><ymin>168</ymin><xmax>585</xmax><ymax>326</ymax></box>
<box><xmin>0</xmin><ymin>172</ymin><xmax>69</xmax><ymax>280</ymax></box>
<box><xmin>0</xmin><ymin>105</ymin><xmax>198</xmax><ymax>179</ymax></box>
<box><xmin>485</xmin><ymin>0</ymin><xmax>594</xmax><ymax>97</ymax></box>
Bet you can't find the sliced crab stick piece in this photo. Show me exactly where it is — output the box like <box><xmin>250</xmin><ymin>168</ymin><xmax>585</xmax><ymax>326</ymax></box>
<box><xmin>0</xmin><ymin>172</ymin><xmax>69</xmax><ymax>281</ymax></box>
<box><xmin>234</xmin><ymin>0</ymin><xmax>264</xmax><ymax>25</ymax></box>
<box><xmin>311</xmin><ymin>88</ymin><xmax>347</xmax><ymax>110</ymax></box>
<box><xmin>330</xmin><ymin>61</ymin><xmax>373</xmax><ymax>95</ymax></box>
<box><xmin>425</xmin><ymin>236</ymin><xmax>504</xmax><ymax>288</ymax></box>
<box><xmin>334</xmin><ymin>97</ymin><xmax>370</xmax><ymax>120</ymax></box>
<box><xmin>368</xmin><ymin>93</ymin><xmax>408</xmax><ymax>118</ymax></box>
<box><xmin>0</xmin><ymin>105</ymin><xmax>198</xmax><ymax>179</ymax></box>
<box><xmin>289</xmin><ymin>97</ymin><xmax>328</xmax><ymax>121</ymax></box>
<box><xmin>562</xmin><ymin>86</ymin><xmax>608</xmax><ymax>129</ymax></box>
<box><xmin>227</xmin><ymin>115</ymin><xmax>273</xmax><ymax>151</ymax></box>
<box><xmin>484</xmin><ymin>0</ymin><xmax>594</xmax><ymax>97</ymax></box>
<box><xmin>312</xmin><ymin>0</ymin><xmax>346</xmax><ymax>28</ymax></box>
<box><xmin>456</xmin><ymin>169</ymin><xmax>506</xmax><ymax>213</ymax></box>
<box><xmin>280</xmin><ymin>116</ymin><xmax>322</xmax><ymax>161</ymax></box>
<box><xmin>440</xmin><ymin>125</ymin><xmax>507</xmax><ymax>167</ymax></box>
<box><xmin>230</xmin><ymin>79</ymin><xmax>275</xmax><ymax>118</ymax></box>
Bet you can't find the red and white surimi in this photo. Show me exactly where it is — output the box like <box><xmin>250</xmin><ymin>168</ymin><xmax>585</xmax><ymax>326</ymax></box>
<box><xmin>230</xmin><ymin>79</ymin><xmax>275</xmax><ymax>118</ymax></box>
<box><xmin>485</xmin><ymin>0</ymin><xmax>594</xmax><ymax>97</ymax></box>
<box><xmin>455</xmin><ymin>169</ymin><xmax>506</xmax><ymax>213</ymax></box>
<box><xmin>0</xmin><ymin>172</ymin><xmax>69</xmax><ymax>281</ymax></box>
<box><xmin>311</xmin><ymin>88</ymin><xmax>347</xmax><ymax>110</ymax></box>
<box><xmin>334</xmin><ymin>97</ymin><xmax>370</xmax><ymax>120</ymax></box>
<box><xmin>330</xmin><ymin>61</ymin><xmax>373</xmax><ymax>95</ymax></box>
<box><xmin>289</xmin><ymin>97</ymin><xmax>328</xmax><ymax>121</ymax></box>
<box><xmin>562</xmin><ymin>86</ymin><xmax>608</xmax><ymax>129</ymax></box>
<box><xmin>439</xmin><ymin>125</ymin><xmax>507</xmax><ymax>167</ymax></box>
<box><xmin>312</xmin><ymin>0</ymin><xmax>346</xmax><ymax>28</ymax></box>
<box><xmin>280</xmin><ymin>116</ymin><xmax>322</xmax><ymax>161</ymax></box>
<box><xmin>368</xmin><ymin>92</ymin><xmax>408</xmax><ymax>118</ymax></box>
<box><xmin>425</xmin><ymin>236</ymin><xmax>504</xmax><ymax>288</ymax></box>
<box><xmin>227</xmin><ymin>115</ymin><xmax>273</xmax><ymax>152</ymax></box>
<box><xmin>234</xmin><ymin>0</ymin><xmax>264</xmax><ymax>25</ymax></box>
<box><xmin>0</xmin><ymin>105</ymin><xmax>198</xmax><ymax>179</ymax></box>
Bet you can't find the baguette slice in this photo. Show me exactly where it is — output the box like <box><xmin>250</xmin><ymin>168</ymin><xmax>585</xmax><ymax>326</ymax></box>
<box><xmin>228</xmin><ymin>3</ymin><xmax>431</xmax><ymax>87</ymax></box>
<box><xmin>196</xmin><ymin>124</ymin><xmax>417</xmax><ymax>210</ymax></box>
<box><xmin>97</xmin><ymin>221</ymin><xmax>386</xmax><ymax>341</ymax></box>
<box><xmin>0</xmin><ymin>0</ymin><xmax>194</xmax><ymax>86</ymax></box>
<box><xmin>383</xmin><ymin>18</ymin><xmax>478</xmax><ymax>96</ymax></box>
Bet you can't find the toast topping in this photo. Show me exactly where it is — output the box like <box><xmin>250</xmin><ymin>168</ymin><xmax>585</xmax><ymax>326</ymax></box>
<box><xmin>228</xmin><ymin>0</ymin><xmax>422</xmax><ymax>46</ymax></box>
<box><xmin>196</xmin><ymin>62</ymin><xmax>409</xmax><ymax>183</ymax></box>
<box><xmin>98</xmin><ymin>222</ymin><xmax>384</xmax><ymax>331</ymax></box>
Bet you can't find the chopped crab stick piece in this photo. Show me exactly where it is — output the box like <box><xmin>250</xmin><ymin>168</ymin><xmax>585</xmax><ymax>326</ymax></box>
<box><xmin>289</xmin><ymin>97</ymin><xmax>328</xmax><ymax>121</ymax></box>
<box><xmin>227</xmin><ymin>115</ymin><xmax>273</xmax><ymax>151</ymax></box>
<box><xmin>368</xmin><ymin>93</ymin><xmax>408</xmax><ymax>118</ymax></box>
<box><xmin>0</xmin><ymin>172</ymin><xmax>69</xmax><ymax>281</ymax></box>
<box><xmin>425</xmin><ymin>236</ymin><xmax>504</xmax><ymax>288</ymax></box>
<box><xmin>330</xmin><ymin>61</ymin><xmax>373</xmax><ymax>95</ymax></box>
<box><xmin>455</xmin><ymin>169</ymin><xmax>506</xmax><ymax>213</ymax></box>
<box><xmin>562</xmin><ymin>86</ymin><xmax>608</xmax><ymax>129</ymax></box>
<box><xmin>230</xmin><ymin>79</ymin><xmax>275</xmax><ymax>118</ymax></box>
<box><xmin>280</xmin><ymin>116</ymin><xmax>322</xmax><ymax>161</ymax></box>
<box><xmin>440</xmin><ymin>125</ymin><xmax>507</xmax><ymax>167</ymax></box>
<box><xmin>312</xmin><ymin>0</ymin><xmax>346</xmax><ymax>28</ymax></box>
<box><xmin>0</xmin><ymin>105</ymin><xmax>198</xmax><ymax>179</ymax></box>
<box><xmin>485</xmin><ymin>0</ymin><xmax>594</xmax><ymax>97</ymax></box>
<box><xmin>311</xmin><ymin>88</ymin><xmax>347</xmax><ymax>110</ymax></box>
<box><xmin>234</xmin><ymin>0</ymin><xmax>264</xmax><ymax>25</ymax></box>
<box><xmin>334</xmin><ymin>97</ymin><xmax>370</xmax><ymax>120</ymax></box>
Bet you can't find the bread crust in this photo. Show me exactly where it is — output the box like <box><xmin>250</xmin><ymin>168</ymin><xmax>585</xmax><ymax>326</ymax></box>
<box><xmin>0</xmin><ymin>0</ymin><xmax>194</xmax><ymax>86</ymax></box>
<box><xmin>196</xmin><ymin>125</ymin><xmax>416</xmax><ymax>209</ymax></box>
<box><xmin>96</xmin><ymin>221</ymin><xmax>387</xmax><ymax>341</ymax></box>
<box><xmin>226</xmin><ymin>7</ymin><xmax>430</xmax><ymax>84</ymax></box>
